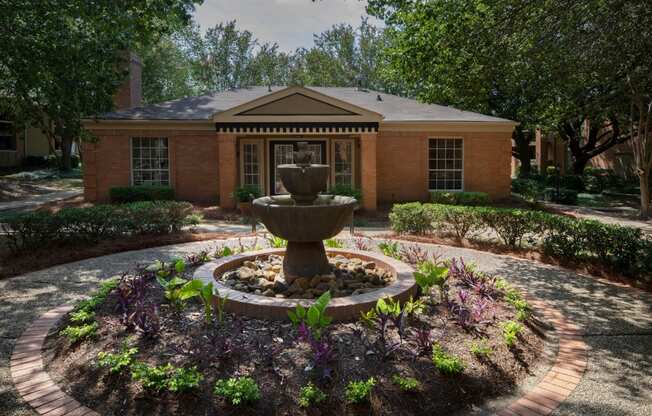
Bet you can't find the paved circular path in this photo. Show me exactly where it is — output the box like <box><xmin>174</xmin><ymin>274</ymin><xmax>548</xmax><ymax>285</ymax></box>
<box><xmin>1</xmin><ymin>237</ymin><xmax>651</xmax><ymax>416</ymax></box>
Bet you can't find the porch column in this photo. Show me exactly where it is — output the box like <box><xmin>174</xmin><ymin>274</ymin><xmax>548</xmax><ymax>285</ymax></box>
<box><xmin>218</xmin><ymin>134</ymin><xmax>237</xmax><ymax>209</ymax></box>
<box><xmin>360</xmin><ymin>133</ymin><xmax>378</xmax><ymax>211</ymax></box>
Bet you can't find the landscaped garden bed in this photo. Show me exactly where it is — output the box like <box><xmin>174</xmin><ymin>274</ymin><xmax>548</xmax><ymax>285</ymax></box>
<box><xmin>42</xmin><ymin>245</ymin><xmax>546</xmax><ymax>416</ymax></box>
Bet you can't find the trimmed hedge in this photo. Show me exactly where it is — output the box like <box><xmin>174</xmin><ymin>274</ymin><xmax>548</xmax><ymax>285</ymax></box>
<box><xmin>1</xmin><ymin>201</ymin><xmax>193</xmax><ymax>253</ymax></box>
<box><xmin>543</xmin><ymin>188</ymin><xmax>578</xmax><ymax>205</ymax></box>
<box><xmin>110</xmin><ymin>186</ymin><xmax>175</xmax><ymax>203</ymax></box>
<box><xmin>389</xmin><ymin>202</ymin><xmax>651</xmax><ymax>282</ymax></box>
<box><xmin>429</xmin><ymin>191</ymin><xmax>489</xmax><ymax>206</ymax></box>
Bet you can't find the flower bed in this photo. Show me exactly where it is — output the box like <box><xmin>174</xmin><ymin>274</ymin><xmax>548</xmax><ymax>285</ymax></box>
<box><xmin>42</xmin><ymin>244</ymin><xmax>546</xmax><ymax>416</ymax></box>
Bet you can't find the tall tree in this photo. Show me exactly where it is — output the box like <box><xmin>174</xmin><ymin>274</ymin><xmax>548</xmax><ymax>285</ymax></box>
<box><xmin>0</xmin><ymin>0</ymin><xmax>200</xmax><ymax>170</ymax></box>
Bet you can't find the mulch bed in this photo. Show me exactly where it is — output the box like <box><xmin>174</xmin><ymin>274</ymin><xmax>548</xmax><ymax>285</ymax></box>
<box><xmin>42</xmin><ymin>257</ymin><xmax>546</xmax><ymax>416</ymax></box>
<box><xmin>0</xmin><ymin>231</ymin><xmax>249</xmax><ymax>280</ymax></box>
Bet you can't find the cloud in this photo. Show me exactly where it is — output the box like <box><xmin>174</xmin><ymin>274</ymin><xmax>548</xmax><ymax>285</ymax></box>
<box><xmin>192</xmin><ymin>0</ymin><xmax>382</xmax><ymax>52</ymax></box>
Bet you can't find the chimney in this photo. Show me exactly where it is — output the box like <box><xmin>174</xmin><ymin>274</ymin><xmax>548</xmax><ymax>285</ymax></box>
<box><xmin>113</xmin><ymin>52</ymin><xmax>142</xmax><ymax>110</ymax></box>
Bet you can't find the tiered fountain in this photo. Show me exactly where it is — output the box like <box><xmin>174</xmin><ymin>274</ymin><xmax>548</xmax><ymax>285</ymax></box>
<box><xmin>252</xmin><ymin>142</ymin><xmax>357</xmax><ymax>282</ymax></box>
<box><xmin>194</xmin><ymin>142</ymin><xmax>416</xmax><ymax>320</ymax></box>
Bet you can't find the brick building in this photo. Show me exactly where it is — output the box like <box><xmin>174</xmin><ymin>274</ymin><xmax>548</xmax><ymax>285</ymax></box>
<box><xmin>83</xmin><ymin>80</ymin><xmax>516</xmax><ymax>211</ymax></box>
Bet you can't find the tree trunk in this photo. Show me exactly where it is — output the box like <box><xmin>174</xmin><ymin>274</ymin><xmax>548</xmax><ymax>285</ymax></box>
<box><xmin>571</xmin><ymin>157</ymin><xmax>589</xmax><ymax>175</ymax></box>
<box><xmin>61</xmin><ymin>132</ymin><xmax>73</xmax><ymax>171</ymax></box>
<box><xmin>639</xmin><ymin>169</ymin><xmax>650</xmax><ymax>219</ymax></box>
<box><xmin>513</xmin><ymin>128</ymin><xmax>532</xmax><ymax>178</ymax></box>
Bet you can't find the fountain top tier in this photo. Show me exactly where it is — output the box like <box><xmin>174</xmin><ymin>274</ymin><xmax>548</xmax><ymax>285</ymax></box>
<box><xmin>277</xmin><ymin>141</ymin><xmax>329</xmax><ymax>205</ymax></box>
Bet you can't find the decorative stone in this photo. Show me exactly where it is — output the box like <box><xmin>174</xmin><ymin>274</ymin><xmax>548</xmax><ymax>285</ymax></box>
<box><xmin>262</xmin><ymin>289</ymin><xmax>275</xmax><ymax>297</ymax></box>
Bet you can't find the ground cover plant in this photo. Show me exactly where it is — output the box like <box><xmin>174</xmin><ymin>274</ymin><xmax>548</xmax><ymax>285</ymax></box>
<box><xmin>43</xmin><ymin>245</ymin><xmax>545</xmax><ymax>416</ymax></box>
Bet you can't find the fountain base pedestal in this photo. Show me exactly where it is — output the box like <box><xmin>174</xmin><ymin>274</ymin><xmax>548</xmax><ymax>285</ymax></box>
<box><xmin>283</xmin><ymin>241</ymin><xmax>332</xmax><ymax>282</ymax></box>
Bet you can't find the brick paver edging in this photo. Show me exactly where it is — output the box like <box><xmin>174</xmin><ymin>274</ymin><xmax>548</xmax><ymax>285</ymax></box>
<box><xmin>10</xmin><ymin>305</ymin><xmax>99</xmax><ymax>416</ymax></box>
<box><xmin>11</xmin><ymin>294</ymin><xmax>587</xmax><ymax>416</ymax></box>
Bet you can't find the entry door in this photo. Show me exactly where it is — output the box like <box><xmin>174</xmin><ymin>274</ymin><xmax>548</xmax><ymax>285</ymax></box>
<box><xmin>270</xmin><ymin>140</ymin><xmax>326</xmax><ymax>194</ymax></box>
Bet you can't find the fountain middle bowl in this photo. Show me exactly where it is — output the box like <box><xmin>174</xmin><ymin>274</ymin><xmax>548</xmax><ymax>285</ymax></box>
<box><xmin>252</xmin><ymin>194</ymin><xmax>357</xmax><ymax>242</ymax></box>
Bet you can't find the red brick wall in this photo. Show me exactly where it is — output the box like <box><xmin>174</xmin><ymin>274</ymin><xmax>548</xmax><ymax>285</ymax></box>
<box><xmin>83</xmin><ymin>129</ymin><xmax>219</xmax><ymax>203</ymax></box>
<box><xmin>377</xmin><ymin>130</ymin><xmax>512</xmax><ymax>203</ymax></box>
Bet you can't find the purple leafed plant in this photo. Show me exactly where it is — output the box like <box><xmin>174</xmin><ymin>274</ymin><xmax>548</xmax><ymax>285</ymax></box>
<box><xmin>128</xmin><ymin>302</ymin><xmax>160</xmax><ymax>338</ymax></box>
<box><xmin>116</xmin><ymin>273</ymin><xmax>159</xmax><ymax>337</ymax></box>
<box><xmin>411</xmin><ymin>327</ymin><xmax>432</xmax><ymax>356</ymax></box>
<box><xmin>297</xmin><ymin>322</ymin><xmax>335</xmax><ymax>378</ymax></box>
<box><xmin>185</xmin><ymin>250</ymin><xmax>211</xmax><ymax>267</ymax></box>
<box><xmin>353</xmin><ymin>236</ymin><xmax>371</xmax><ymax>251</ymax></box>
<box><xmin>399</xmin><ymin>244</ymin><xmax>429</xmax><ymax>266</ymax></box>
<box><xmin>448</xmin><ymin>290</ymin><xmax>493</xmax><ymax>333</ymax></box>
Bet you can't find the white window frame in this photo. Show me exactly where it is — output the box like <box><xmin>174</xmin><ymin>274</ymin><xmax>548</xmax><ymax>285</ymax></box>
<box><xmin>331</xmin><ymin>138</ymin><xmax>355</xmax><ymax>188</ymax></box>
<box><xmin>130</xmin><ymin>137</ymin><xmax>170</xmax><ymax>186</ymax></box>
<box><xmin>0</xmin><ymin>120</ymin><xmax>17</xmax><ymax>152</ymax></box>
<box><xmin>428</xmin><ymin>137</ymin><xmax>464</xmax><ymax>192</ymax></box>
<box><xmin>239</xmin><ymin>139</ymin><xmax>265</xmax><ymax>192</ymax></box>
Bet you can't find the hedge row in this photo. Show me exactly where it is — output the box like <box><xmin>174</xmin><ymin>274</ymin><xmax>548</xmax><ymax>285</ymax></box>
<box><xmin>109</xmin><ymin>186</ymin><xmax>175</xmax><ymax>203</ymax></box>
<box><xmin>1</xmin><ymin>201</ymin><xmax>194</xmax><ymax>253</ymax></box>
<box><xmin>389</xmin><ymin>202</ymin><xmax>651</xmax><ymax>281</ymax></box>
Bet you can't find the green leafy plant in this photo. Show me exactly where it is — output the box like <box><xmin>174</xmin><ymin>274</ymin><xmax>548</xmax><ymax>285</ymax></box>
<box><xmin>431</xmin><ymin>343</ymin><xmax>465</xmax><ymax>375</ymax></box>
<box><xmin>60</xmin><ymin>322</ymin><xmax>98</xmax><ymax>343</ymax></box>
<box><xmin>501</xmin><ymin>320</ymin><xmax>523</xmax><ymax>347</ymax></box>
<box><xmin>156</xmin><ymin>262</ymin><xmax>189</xmax><ymax>311</ymax></box>
<box><xmin>266</xmin><ymin>234</ymin><xmax>287</xmax><ymax>248</ymax></box>
<box><xmin>287</xmin><ymin>291</ymin><xmax>332</xmax><ymax>340</ymax></box>
<box><xmin>97</xmin><ymin>343</ymin><xmax>138</xmax><ymax>374</ymax></box>
<box><xmin>430</xmin><ymin>191</ymin><xmax>489</xmax><ymax>206</ymax></box>
<box><xmin>214</xmin><ymin>245</ymin><xmax>235</xmax><ymax>258</ymax></box>
<box><xmin>389</xmin><ymin>202</ymin><xmax>434</xmax><ymax>234</ymax></box>
<box><xmin>329</xmin><ymin>184</ymin><xmax>362</xmax><ymax>201</ymax></box>
<box><xmin>403</xmin><ymin>296</ymin><xmax>426</xmax><ymax>316</ymax></box>
<box><xmin>391</xmin><ymin>374</ymin><xmax>420</xmax><ymax>392</ymax></box>
<box><xmin>378</xmin><ymin>240</ymin><xmax>401</xmax><ymax>260</ymax></box>
<box><xmin>469</xmin><ymin>338</ymin><xmax>493</xmax><ymax>358</ymax></box>
<box><xmin>345</xmin><ymin>377</ymin><xmax>376</xmax><ymax>404</ymax></box>
<box><xmin>109</xmin><ymin>185</ymin><xmax>174</xmax><ymax>203</ymax></box>
<box><xmin>178</xmin><ymin>280</ymin><xmax>228</xmax><ymax>325</ymax></box>
<box><xmin>131</xmin><ymin>363</ymin><xmax>202</xmax><ymax>393</ymax></box>
<box><xmin>324</xmin><ymin>238</ymin><xmax>344</xmax><ymax>248</ymax></box>
<box><xmin>298</xmin><ymin>382</ymin><xmax>327</xmax><ymax>408</ymax></box>
<box><xmin>232</xmin><ymin>185</ymin><xmax>263</xmax><ymax>203</ymax></box>
<box><xmin>214</xmin><ymin>376</ymin><xmax>261</xmax><ymax>405</ymax></box>
<box><xmin>69</xmin><ymin>308</ymin><xmax>95</xmax><ymax>324</ymax></box>
<box><xmin>413</xmin><ymin>261</ymin><xmax>449</xmax><ymax>301</ymax></box>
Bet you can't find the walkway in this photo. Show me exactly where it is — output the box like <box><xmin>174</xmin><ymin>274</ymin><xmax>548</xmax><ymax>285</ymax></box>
<box><xmin>0</xmin><ymin>189</ymin><xmax>82</xmax><ymax>213</ymax></box>
<box><xmin>545</xmin><ymin>202</ymin><xmax>652</xmax><ymax>235</ymax></box>
<box><xmin>1</xmin><ymin>237</ymin><xmax>650</xmax><ymax>416</ymax></box>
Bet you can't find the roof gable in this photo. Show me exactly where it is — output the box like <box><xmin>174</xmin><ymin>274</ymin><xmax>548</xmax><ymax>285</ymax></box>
<box><xmin>213</xmin><ymin>86</ymin><xmax>383</xmax><ymax>123</ymax></box>
<box><xmin>236</xmin><ymin>92</ymin><xmax>358</xmax><ymax>116</ymax></box>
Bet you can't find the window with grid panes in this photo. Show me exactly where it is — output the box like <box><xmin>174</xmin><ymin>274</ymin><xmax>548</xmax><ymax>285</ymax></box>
<box><xmin>428</xmin><ymin>138</ymin><xmax>463</xmax><ymax>191</ymax></box>
<box><xmin>131</xmin><ymin>137</ymin><xmax>169</xmax><ymax>185</ymax></box>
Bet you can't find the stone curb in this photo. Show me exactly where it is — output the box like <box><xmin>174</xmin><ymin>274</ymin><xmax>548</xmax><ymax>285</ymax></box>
<box><xmin>12</xmin><ymin>293</ymin><xmax>587</xmax><ymax>416</ymax></box>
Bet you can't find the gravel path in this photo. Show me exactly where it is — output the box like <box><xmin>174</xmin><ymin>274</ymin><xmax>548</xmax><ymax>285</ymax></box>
<box><xmin>1</xmin><ymin>236</ymin><xmax>650</xmax><ymax>416</ymax></box>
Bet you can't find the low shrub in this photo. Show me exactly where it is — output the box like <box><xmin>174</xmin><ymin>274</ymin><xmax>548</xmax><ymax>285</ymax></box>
<box><xmin>298</xmin><ymin>382</ymin><xmax>327</xmax><ymax>408</ymax></box>
<box><xmin>545</xmin><ymin>174</ymin><xmax>585</xmax><ymax>192</ymax></box>
<box><xmin>511</xmin><ymin>178</ymin><xmax>542</xmax><ymax>202</ymax></box>
<box><xmin>543</xmin><ymin>187</ymin><xmax>578</xmax><ymax>205</ymax></box>
<box><xmin>131</xmin><ymin>363</ymin><xmax>202</xmax><ymax>393</ymax></box>
<box><xmin>429</xmin><ymin>204</ymin><xmax>484</xmax><ymax>240</ymax></box>
<box><xmin>232</xmin><ymin>185</ymin><xmax>263</xmax><ymax>203</ymax></box>
<box><xmin>389</xmin><ymin>202</ymin><xmax>434</xmax><ymax>234</ymax></box>
<box><xmin>477</xmin><ymin>207</ymin><xmax>546</xmax><ymax>247</ymax></box>
<box><xmin>60</xmin><ymin>322</ymin><xmax>98</xmax><ymax>343</ymax></box>
<box><xmin>391</xmin><ymin>375</ymin><xmax>420</xmax><ymax>392</ymax></box>
<box><xmin>430</xmin><ymin>191</ymin><xmax>489</xmax><ymax>206</ymax></box>
<box><xmin>2</xmin><ymin>201</ymin><xmax>194</xmax><ymax>252</ymax></box>
<box><xmin>500</xmin><ymin>321</ymin><xmax>523</xmax><ymax>347</ymax></box>
<box><xmin>469</xmin><ymin>339</ymin><xmax>493</xmax><ymax>358</ymax></box>
<box><xmin>214</xmin><ymin>377</ymin><xmax>261</xmax><ymax>405</ymax></box>
<box><xmin>431</xmin><ymin>343</ymin><xmax>465</xmax><ymax>375</ymax></box>
<box><xmin>345</xmin><ymin>377</ymin><xmax>376</xmax><ymax>403</ymax></box>
<box><xmin>97</xmin><ymin>344</ymin><xmax>138</xmax><ymax>374</ymax></box>
<box><xmin>329</xmin><ymin>184</ymin><xmax>362</xmax><ymax>201</ymax></box>
<box><xmin>109</xmin><ymin>185</ymin><xmax>174</xmax><ymax>203</ymax></box>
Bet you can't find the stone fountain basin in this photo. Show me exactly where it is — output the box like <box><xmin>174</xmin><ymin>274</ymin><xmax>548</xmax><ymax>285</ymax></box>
<box><xmin>193</xmin><ymin>248</ymin><xmax>416</xmax><ymax>321</ymax></box>
<box><xmin>278</xmin><ymin>164</ymin><xmax>329</xmax><ymax>199</ymax></box>
<box><xmin>252</xmin><ymin>195</ymin><xmax>356</xmax><ymax>242</ymax></box>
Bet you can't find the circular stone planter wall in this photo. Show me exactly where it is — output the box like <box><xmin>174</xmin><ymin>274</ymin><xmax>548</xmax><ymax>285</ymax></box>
<box><xmin>193</xmin><ymin>248</ymin><xmax>416</xmax><ymax>321</ymax></box>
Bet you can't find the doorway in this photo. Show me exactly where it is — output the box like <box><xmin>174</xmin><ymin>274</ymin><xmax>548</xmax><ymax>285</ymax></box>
<box><xmin>269</xmin><ymin>140</ymin><xmax>326</xmax><ymax>194</ymax></box>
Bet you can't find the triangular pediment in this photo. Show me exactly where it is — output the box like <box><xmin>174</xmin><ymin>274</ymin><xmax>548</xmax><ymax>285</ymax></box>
<box><xmin>213</xmin><ymin>86</ymin><xmax>383</xmax><ymax>123</ymax></box>
<box><xmin>237</xmin><ymin>93</ymin><xmax>357</xmax><ymax>116</ymax></box>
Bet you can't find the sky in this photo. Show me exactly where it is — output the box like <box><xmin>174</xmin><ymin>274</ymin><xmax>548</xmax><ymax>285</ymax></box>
<box><xmin>192</xmin><ymin>0</ymin><xmax>382</xmax><ymax>52</ymax></box>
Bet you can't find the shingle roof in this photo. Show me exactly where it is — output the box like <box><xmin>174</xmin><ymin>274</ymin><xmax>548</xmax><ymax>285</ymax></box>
<box><xmin>96</xmin><ymin>86</ymin><xmax>515</xmax><ymax>123</ymax></box>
